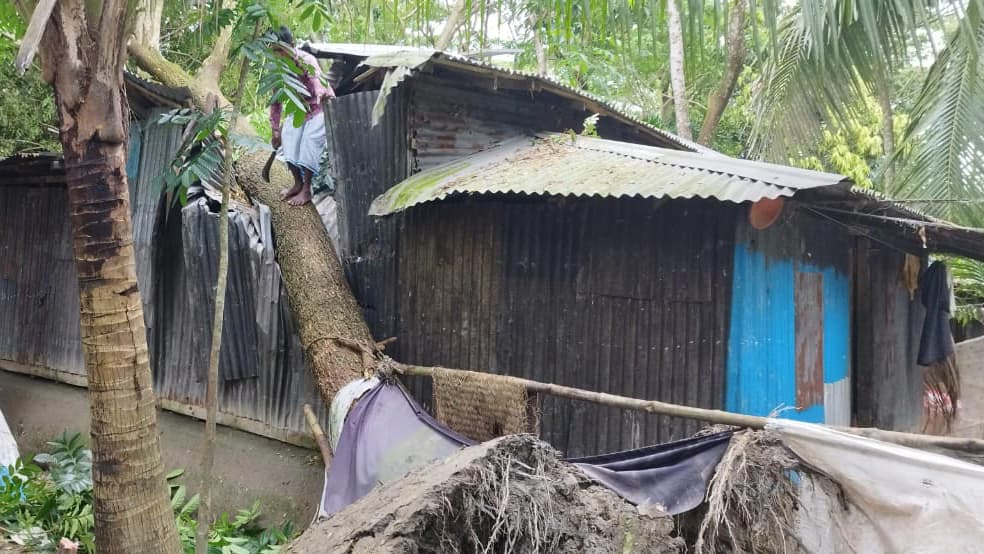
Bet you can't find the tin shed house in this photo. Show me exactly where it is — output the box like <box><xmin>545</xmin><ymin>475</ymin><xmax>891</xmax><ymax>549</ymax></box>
<box><xmin>310</xmin><ymin>45</ymin><xmax>984</xmax><ymax>457</ymax></box>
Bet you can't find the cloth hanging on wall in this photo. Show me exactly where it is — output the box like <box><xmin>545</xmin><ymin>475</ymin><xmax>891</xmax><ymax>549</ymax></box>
<box><xmin>918</xmin><ymin>261</ymin><xmax>956</xmax><ymax>366</ymax></box>
<box><xmin>917</xmin><ymin>260</ymin><xmax>960</xmax><ymax>426</ymax></box>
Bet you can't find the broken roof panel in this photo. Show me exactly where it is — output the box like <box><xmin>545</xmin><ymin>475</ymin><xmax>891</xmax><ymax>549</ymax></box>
<box><xmin>368</xmin><ymin>135</ymin><xmax>850</xmax><ymax>216</ymax></box>
<box><xmin>304</xmin><ymin>43</ymin><xmax>713</xmax><ymax>154</ymax></box>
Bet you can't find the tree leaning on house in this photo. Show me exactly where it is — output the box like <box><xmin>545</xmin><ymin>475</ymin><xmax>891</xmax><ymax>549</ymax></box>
<box><xmin>13</xmin><ymin>0</ymin><xmax>183</xmax><ymax>550</ymax></box>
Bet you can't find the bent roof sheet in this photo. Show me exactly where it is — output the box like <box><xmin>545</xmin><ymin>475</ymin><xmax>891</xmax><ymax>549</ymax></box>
<box><xmin>369</xmin><ymin>135</ymin><xmax>850</xmax><ymax>216</ymax></box>
<box><xmin>304</xmin><ymin>43</ymin><xmax>712</xmax><ymax>154</ymax></box>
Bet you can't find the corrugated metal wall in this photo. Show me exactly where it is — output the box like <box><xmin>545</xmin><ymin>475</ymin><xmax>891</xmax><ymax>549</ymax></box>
<box><xmin>396</xmin><ymin>197</ymin><xmax>735</xmax><ymax>457</ymax></box>
<box><xmin>152</xmin><ymin>199</ymin><xmax>327</xmax><ymax>436</ymax></box>
<box><xmin>326</xmin><ymin>90</ymin><xmax>409</xmax><ymax>341</ymax></box>
<box><xmin>0</xmin><ymin>115</ymin><xmax>328</xmax><ymax>445</ymax></box>
<box><xmin>726</xmin><ymin>208</ymin><xmax>853</xmax><ymax>425</ymax></box>
<box><xmin>409</xmin><ymin>73</ymin><xmax>585</xmax><ymax>170</ymax></box>
<box><xmin>853</xmin><ymin>238</ymin><xmax>925</xmax><ymax>431</ymax></box>
<box><xmin>131</xmin><ymin>110</ymin><xmax>184</xmax><ymax>367</ymax></box>
<box><xmin>0</xmin><ymin>185</ymin><xmax>83</xmax><ymax>374</ymax></box>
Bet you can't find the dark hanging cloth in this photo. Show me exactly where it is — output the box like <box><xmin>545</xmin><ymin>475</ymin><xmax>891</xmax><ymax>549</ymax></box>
<box><xmin>565</xmin><ymin>431</ymin><xmax>733</xmax><ymax>515</ymax></box>
<box><xmin>917</xmin><ymin>261</ymin><xmax>955</xmax><ymax>366</ymax></box>
<box><xmin>917</xmin><ymin>260</ymin><xmax>960</xmax><ymax>427</ymax></box>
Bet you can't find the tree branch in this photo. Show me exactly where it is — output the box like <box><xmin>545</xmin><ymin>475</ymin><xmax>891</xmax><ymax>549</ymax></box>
<box><xmin>666</xmin><ymin>0</ymin><xmax>692</xmax><ymax>140</ymax></box>
<box><xmin>194</xmin><ymin>0</ymin><xmax>237</xmax><ymax>89</ymax></box>
<box><xmin>14</xmin><ymin>0</ymin><xmax>57</xmax><ymax>74</ymax></box>
<box><xmin>697</xmin><ymin>0</ymin><xmax>746</xmax><ymax>146</ymax></box>
<box><xmin>435</xmin><ymin>0</ymin><xmax>469</xmax><ymax>51</ymax></box>
<box><xmin>129</xmin><ymin>41</ymin><xmax>228</xmax><ymax>108</ymax></box>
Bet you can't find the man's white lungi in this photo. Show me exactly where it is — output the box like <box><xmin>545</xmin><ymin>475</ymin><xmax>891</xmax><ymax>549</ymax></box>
<box><xmin>278</xmin><ymin>114</ymin><xmax>326</xmax><ymax>173</ymax></box>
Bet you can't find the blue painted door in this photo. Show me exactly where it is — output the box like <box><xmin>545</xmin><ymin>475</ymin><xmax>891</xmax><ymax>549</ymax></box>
<box><xmin>725</xmin><ymin>219</ymin><xmax>851</xmax><ymax>424</ymax></box>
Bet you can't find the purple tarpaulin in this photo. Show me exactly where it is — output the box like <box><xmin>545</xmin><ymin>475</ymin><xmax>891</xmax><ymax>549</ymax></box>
<box><xmin>320</xmin><ymin>381</ymin><xmax>731</xmax><ymax>518</ymax></box>
<box><xmin>319</xmin><ymin>382</ymin><xmax>472</xmax><ymax>517</ymax></box>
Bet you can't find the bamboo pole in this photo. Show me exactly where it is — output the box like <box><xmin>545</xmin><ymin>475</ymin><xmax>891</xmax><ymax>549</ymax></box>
<box><xmin>396</xmin><ymin>364</ymin><xmax>984</xmax><ymax>456</ymax></box>
<box><xmin>303</xmin><ymin>404</ymin><xmax>333</xmax><ymax>465</ymax></box>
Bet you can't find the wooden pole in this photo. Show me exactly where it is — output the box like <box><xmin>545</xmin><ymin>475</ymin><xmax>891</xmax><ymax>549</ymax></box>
<box><xmin>303</xmin><ymin>404</ymin><xmax>333</xmax><ymax>465</ymax></box>
<box><xmin>396</xmin><ymin>364</ymin><xmax>984</xmax><ymax>456</ymax></box>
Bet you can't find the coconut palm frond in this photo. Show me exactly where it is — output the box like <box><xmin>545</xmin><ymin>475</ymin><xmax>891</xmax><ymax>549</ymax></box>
<box><xmin>748</xmin><ymin>0</ymin><xmax>949</xmax><ymax>163</ymax></box>
<box><xmin>892</xmin><ymin>5</ymin><xmax>984</xmax><ymax>226</ymax></box>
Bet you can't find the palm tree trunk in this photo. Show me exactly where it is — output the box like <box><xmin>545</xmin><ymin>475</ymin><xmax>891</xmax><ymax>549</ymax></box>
<box><xmin>39</xmin><ymin>0</ymin><xmax>181</xmax><ymax>552</ymax></box>
<box><xmin>666</xmin><ymin>0</ymin><xmax>693</xmax><ymax>140</ymax></box>
<box><xmin>697</xmin><ymin>0</ymin><xmax>746</xmax><ymax>146</ymax></box>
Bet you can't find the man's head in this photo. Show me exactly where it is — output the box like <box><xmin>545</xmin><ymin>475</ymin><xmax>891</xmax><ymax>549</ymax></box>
<box><xmin>273</xmin><ymin>25</ymin><xmax>294</xmax><ymax>56</ymax></box>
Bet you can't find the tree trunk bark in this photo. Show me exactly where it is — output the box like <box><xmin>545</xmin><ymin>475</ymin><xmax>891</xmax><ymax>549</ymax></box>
<box><xmin>697</xmin><ymin>0</ymin><xmax>746</xmax><ymax>146</ymax></box>
<box><xmin>132</xmin><ymin>0</ymin><xmax>164</xmax><ymax>50</ymax></box>
<box><xmin>875</xmin><ymin>69</ymin><xmax>895</xmax><ymax>191</ymax></box>
<box><xmin>666</xmin><ymin>0</ymin><xmax>692</xmax><ymax>140</ymax></box>
<box><xmin>534</xmin><ymin>23</ymin><xmax>548</xmax><ymax>76</ymax></box>
<box><xmin>435</xmin><ymin>0</ymin><xmax>469</xmax><ymax>51</ymax></box>
<box><xmin>130</xmin><ymin>42</ymin><xmax>217</xmax><ymax>107</ymax></box>
<box><xmin>194</xmin><ymin>26</ymin><xmax>258</xmax><ymax>553</ymax></box>
<box><xmin>39</xmin><ymin>0</ymin><xmax>181</xmax><ymax>551</ymax></box>
<box><xmin>195</xmin><ymin>0</ymin><xmax>238</xmax><ymax>88</ymax></box>
<box><xmin>236</xmin><ymin>153</ymin><xmax>373</xmax><ymax>401</ymax></box>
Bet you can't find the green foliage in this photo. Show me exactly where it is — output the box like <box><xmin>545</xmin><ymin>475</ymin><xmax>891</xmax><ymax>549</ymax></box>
<box><xmin>0</xmin><ymin>10</ymin><xmax>59</xmax><ymax>156</ymax></box>
<box><xmin>160</xmin><ymin>108</ymin><xmax>229</xmax><ymax>201</ymax></box>
<box><xmin>892</xmin><ymin>2</ymin><xmax>984</xmax><ymax>226</ymax></box>
<box><xmin>33</xmin><ymin>432</ymin><xmax>93</xmax><ymax>496</ymax></box>
<box><xmin>951</xmin><ymin>257</ymin><xmax>984</xmax><ymax>325</ymax></box>
<box><xmin>0</xmin><ymin>433</ymin><xmax>95</xmax><ymax>552</ymax></box>
<box><xmin>0</xmin><ymin>434</ymin><xmax>294</xmax><ymax>554</ymax></box>
<box><xmin>160</xmin><ymin>105</ymin><xmax>272</xmax><ymax>203</ymax></box>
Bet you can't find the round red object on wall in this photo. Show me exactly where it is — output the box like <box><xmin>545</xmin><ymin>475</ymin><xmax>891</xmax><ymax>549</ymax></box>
<box><xmin>749</xmin><ymin>197</ymin><xmax>784</xmax><ymax>230</ymax></box>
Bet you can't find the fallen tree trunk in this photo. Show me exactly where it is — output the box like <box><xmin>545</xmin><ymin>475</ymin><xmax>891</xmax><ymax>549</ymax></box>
<box><xmin>236</xmin><ymin>153</ymin><xmax>373</xmax><ymax>401</ymax></box>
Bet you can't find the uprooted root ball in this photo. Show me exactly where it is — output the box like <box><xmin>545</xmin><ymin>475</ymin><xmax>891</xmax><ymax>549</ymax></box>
<box><xmin>289</xmin><ymin>435</ymin><xmax>683</xmax><ymax>553</ymax></box>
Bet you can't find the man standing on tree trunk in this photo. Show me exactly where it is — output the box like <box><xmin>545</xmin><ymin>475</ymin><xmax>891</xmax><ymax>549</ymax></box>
<box><xmin>270</xmin><ymin>26</ymin><xmax>333</xmax><ymax>206</ymax></box>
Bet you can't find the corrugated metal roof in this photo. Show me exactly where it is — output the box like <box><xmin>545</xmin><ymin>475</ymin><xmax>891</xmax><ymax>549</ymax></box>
<box><xmin>305</xmin><ymin>43</ymin><xmax>712</xmax><ymax>154</ymax></box>
<box><xmin>369</xmin><ymin>135</ymin><xmax>850</xmax><ymax>216</ymax></box>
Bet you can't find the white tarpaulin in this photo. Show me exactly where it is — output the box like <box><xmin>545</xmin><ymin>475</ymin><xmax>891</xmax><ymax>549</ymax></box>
<box><xmin>769</xmin><ymin>419</ymin><xmax>984</xmax><ymax>553</ymax></box>
<box><xmin>0</xmin><ymin>408</ymin><xmax>16</xmax><ymax>467</ymax></box>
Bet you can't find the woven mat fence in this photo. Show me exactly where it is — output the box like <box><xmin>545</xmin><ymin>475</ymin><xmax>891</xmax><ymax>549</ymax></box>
<box><xmin>432</xmin><ymin>367</ymin><xmax>539</xmax><ymax>442</ymax></box>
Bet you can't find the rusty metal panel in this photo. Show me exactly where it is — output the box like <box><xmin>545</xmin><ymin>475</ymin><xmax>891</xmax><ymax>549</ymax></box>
<box><xmin>408</xmin><ymin>74</ymin><xmax>583</xmax><ymax>172</ymax></box>
<box><xmin>306</xmin><ymin>43</ymin><xmax>710</xmax><ymax>153</ymax></box>
<box><xmin>152</xmin><ymin>200</ymin><xmax>328</xmax><ymax>434</ymax></box>
<box><xmin>396</xmin><ymin>197</ymin><xmax>735</xmax><ymax>456</ymax></box>
<box><xmin>795</xmin><ymin>271</ymin><xmax>825</xmax><ymax>411</ymax></box>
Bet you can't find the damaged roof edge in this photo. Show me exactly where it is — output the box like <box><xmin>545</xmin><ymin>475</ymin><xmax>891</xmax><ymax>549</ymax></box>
<box><xmin>368</xmin><ymin>134</ymin><xmax>847</xmax><ymax>216</ymax></box>
<box><xmin>304</xmin><ymin>43</ymin><xmax>714</xmax><ymax>155</ymax></box>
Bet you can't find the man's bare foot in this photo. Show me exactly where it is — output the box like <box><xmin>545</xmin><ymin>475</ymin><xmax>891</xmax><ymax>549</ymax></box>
<box><xmin>287</xmin><ymin>188</ymin><xmax>312</xmax><ymax>206</ymax></box>
<box><xmin>280</xmin><ymin>183</ymin><xmax>303</xmax><ymax>200</ymax></box>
